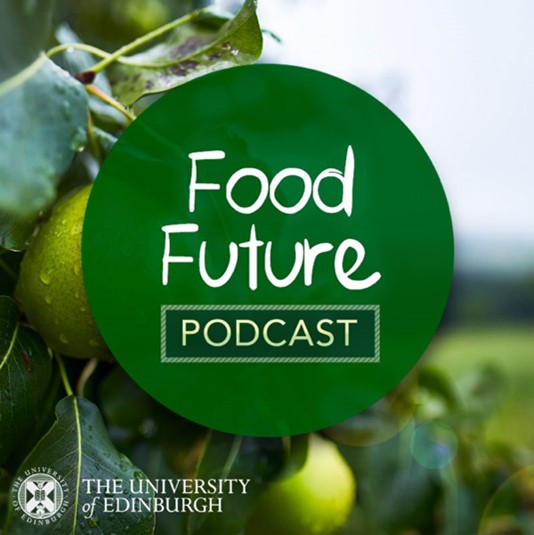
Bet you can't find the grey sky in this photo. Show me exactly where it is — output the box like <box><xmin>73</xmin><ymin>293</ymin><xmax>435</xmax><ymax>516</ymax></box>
<box><xmin>255</xmin><ymin>0</ymin><xmax>534</xmax><ymax>242</ymax></box>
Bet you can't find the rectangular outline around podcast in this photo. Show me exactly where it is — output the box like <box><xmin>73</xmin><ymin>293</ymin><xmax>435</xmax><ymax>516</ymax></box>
<box><xmin>160</xmin><ymin>304</ymin><xmax>381</xmax><ymax>364</ymax></box>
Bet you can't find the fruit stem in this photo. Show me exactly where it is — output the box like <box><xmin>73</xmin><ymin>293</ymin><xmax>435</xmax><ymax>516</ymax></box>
<box><xmin>85</xmin><ymin>84</ymin><xmax>137</xmax><ymax>122</ymax></box>
<box><xmin>46</xmin><ymin>42</ymin><xmax>111</xmax><ymax>61</ymax></box>
<box><xmin>55</xmin><ymin>353</ymin><xmax>74</xmax><ymax>397</ymax></box>
<box><xmin>77</xmin><ymin>359</ymin><xmax>99</xmax><ymax>398</ymax></box>
<box><xmin>88</xmin><ymin>9</ymin><xmax>201</xmax><ymax>74</ymax></box>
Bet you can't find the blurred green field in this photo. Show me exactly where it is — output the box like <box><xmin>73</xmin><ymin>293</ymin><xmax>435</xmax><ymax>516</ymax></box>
<box><xmin>427</xmin><ymin>324</ymin><xmax>534</xmax><ymax>449</ymax></box>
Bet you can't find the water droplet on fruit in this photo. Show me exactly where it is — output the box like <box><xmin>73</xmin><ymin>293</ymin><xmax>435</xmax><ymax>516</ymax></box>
<box><xmin>39</xmin><ymin>271</ymin><xmax>52</xmax><ymax>285</ymax></box>
<box><xmin>89</xmin><ymin>339</ymin><xmax>100</xmax><ymax>348</ymax></box>
<box><xmin>80</xmin><ymin>306</ymin><xmax>87</xmax><ymax>313</ymax></box>
<box><xmin>45</xmin><ymin>295</ymin><xmax>53</xmax><ymax>304</ymax></box>
<box><xmin>74</xmin><ymin>265</ymin><xmax>81</xmax><ymax>276</ymax></box>
<box><xmin>59</xmin><ymin>334</ymin><xmax>69</xmax><ymax>344</ymax></box>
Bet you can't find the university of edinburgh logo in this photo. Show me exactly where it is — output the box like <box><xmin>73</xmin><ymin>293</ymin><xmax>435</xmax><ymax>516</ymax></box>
<box><xmin>12</xmin><ymin>467</ymin><xmax>69</xmax><ymax>524</ymax></box>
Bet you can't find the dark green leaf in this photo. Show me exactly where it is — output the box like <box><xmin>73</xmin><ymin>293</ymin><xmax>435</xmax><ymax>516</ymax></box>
<box><xmin>0</xmin><ymin>213</ymin><xmax>36</xmax><ymax>252</ymax></box>
<box><xmin>5</xmin><ymin>396</ymin><xmax>156</xmax><ymax>534</ymax></box>
<box><xmin>100</xmin><ymin>365</ymin><xmax>153</xmax><ymax>430</ymax></box>
<box><xmin>0</xmin><ymin>0</ymin><xmax>54</xmax><ymax>82</ymax></box>
<box><xmin>0</xmin><ymin>467</ymin><xmax>12</xmax><ymax>526</ymax></box>
<box><xmin>108</xmin><ymin>0</ymin><xmax>263</xmax><ymax>106</ymax></box>
<box><xmin>188</xmin><ymin>431</ymin><xmax>285</xmax><ymax>535</ymax></box>
<box><xmin>129</xmin><ymin>443</ymin><xmax>189</xmax><ymax>535</ymax></box>
<box><xmin>0</xmin><ymin>296</ymin><xmax>54</xmax><ymax>465</ymax></box>
<box><xmin>0</xmin><ymin>57</ymin><xmax>88</xmax><ymax>220</ymax></box>
<box><xmin>0</xmin><ymin>253</ymin><xmax>22</xmax><ymax>295</ymax></box>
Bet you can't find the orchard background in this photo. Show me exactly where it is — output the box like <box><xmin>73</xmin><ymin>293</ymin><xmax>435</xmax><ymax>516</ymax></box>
<box><xmin>1</xmin><ymin>1</ymin><xmax>533</xmax><ymax>534</ymax></box>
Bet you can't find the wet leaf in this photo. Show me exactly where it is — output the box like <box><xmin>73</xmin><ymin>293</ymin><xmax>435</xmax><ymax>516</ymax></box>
<box><xmin>0</xmin><ymin>57</ymin><xmax>88</xmax><ymax>222</ymax></box>
<box><xmin>108</xmin><ymin>0</ymin><xmax>262</xmax><ymax>106</ymax></box>
<box><xmin>0</xmin><ymin>296</ymin><xmax>54</xmax><ymax>465</ymax></box>
<box><xmin>0</xmin><ymin>214</ymin><xmax>36</xmax><ymax>253</ymax></box>
<box><xmin>188</xmin><ymin>431</ymin><xmax>285</xmax><ymax>535</ymax></box>
<box><xmin>5</xmin><ymin>396</ymin><xmax>156</xmax><ymax>534</ymax></box>
<box><xmin>0</xmin><ymin>0</ymin><xmax>53</xmax><ymax>83</ymax></box>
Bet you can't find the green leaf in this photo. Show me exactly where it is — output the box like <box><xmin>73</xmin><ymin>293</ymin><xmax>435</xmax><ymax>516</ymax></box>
<box><xmin>188</xmin><ymin>431</ymin><xmax>285</xmax><ymax>535</ymax></box>
<box><xmin>108</xmin><ymin>0</ymin><xmax>263</xmax><ymax>106</ymax></box>
<box><xmin>1</xmin><ymin>467</ymin><xmax>12</xmax><ymax>525</ymax></box>
<box><xmin>5</xmin><ymin>396</ymin><xmax>156</xmax><ymax>535</ymax></box>
<box><xmin>0</xmin><ymin>57</ymin><xmax>89</xmax><ymax>220</ymax></box>
<box><xmin>0</xmin><ymin>213</ymin><xmax>36</xmax><ymax>252</ymax></box>
<box><xmin>0</xmin><ymin>1</ymin><xmax>81</xmax><ymax>250</ymax></box>
<box><xmin>129</xmin><ymin>443</ymin><xmax>189</xmax><ymax>535</ymax></box>
<box><xmin>457</xmin><ymin>365</ymin><xmax>505</xmax><ymax>419</ymax></box>
<box><xmin>93</xmin><ymin>128</ymin><xmax>119</xmax><ymax>154</ymax></box>
<box><xmin>0</xmin><ymin>296</ymin><xmax>54</xmax><ymax>465</ymax></box>
<box><xmin>54</xmin><ymin>25</ymin><xmax>128</xmax><ymax>128</ymax></box>
<box><xmin>99</xmin><ymin>365</ymin><xmax>153</xmax><ymax>430</ymax></box>
<box><xmin>0</xmin><ymin>253</ymin><xmax>22</xmax><ymax>295</ymax></box>
<box><xmin>0</xmin><ymin>0</ymin><xmax>54</xmax><ymax>83</ymax></box>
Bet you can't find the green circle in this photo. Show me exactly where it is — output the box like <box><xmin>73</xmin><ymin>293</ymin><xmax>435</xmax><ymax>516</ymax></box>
<box><xmin>83</xmin><ymin>64</ymin><xmax>453</xmax><ymax>437</ymax></box>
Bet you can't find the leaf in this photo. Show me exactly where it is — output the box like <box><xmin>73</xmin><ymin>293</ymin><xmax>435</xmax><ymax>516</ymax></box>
<box><xmin>129</xmin><ymin>443</ymin><xmax>189</xmax><ymax>535</ymax></box>
<box><xmin>0</xmin><ymin>213</ymin><xmax>36</xmax><ymax>252</ymax></box>
<box><xmin>108</xmin><ymin>0</ymin><xmax>263</xmax><ymax>106</ymax></box>
<box><xmin>100</xmin><ymin>366</ymin><xmax>207</xmax><ymax>475</ymax></box>
<box><xmin>0</xmin><ymin>0</ymin><xmax>54</xmax><ymax>82</ymax></box>
<box><xmin>99</xmin><ymin>366</ymin><xmax>153</xmax><ymax>430</ymax></box>
<box><xmin>5</xmin><ymin>396</ymin><xmax>156</xmax><ymax>535</ymax></box>
<box><xmin>54</xmin><ymin>25</ymin><xmax>128</xmax><ymax>128</ymax></box>
<box><xmin>188</xmin><ymin>431</ymin><xmax>285</xmax><ymax>535</ymax></box>
<box><xmin>0</xmin><ymin>467</ymin><xmax>12</xmax><ymax>526</ymax></box>
<box><xmin>0</xmin><ymin>296</ymin><xmax>54</xmax><ymax>465</ymax></box>
<box><xmin>324</xmin><ymin>375</ymin><xmax>418</xmax><ymax>447</ymax></box>
<box><xmin>0</xmin><ymin>57</ymin><xmax>89</xmax><ymax>220</ymax></box>
<box><xmin>0</xmin><ymin>2</ymin><xmax>87</xmax><ymax>249</ymax></box>
<box><xmin>0</xmin><ymin>253</ymin><xmax>22</xmax><ymax>295</ymax></box>
<box><xmin>457</xmin><ymin>365</ymin><xmax>505</xmax><ymax>419</ymax></box>
<box><xmin>93</xmin><ymin>128</ymin><xmax>119</xmax><ymax>154</ymax></box>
